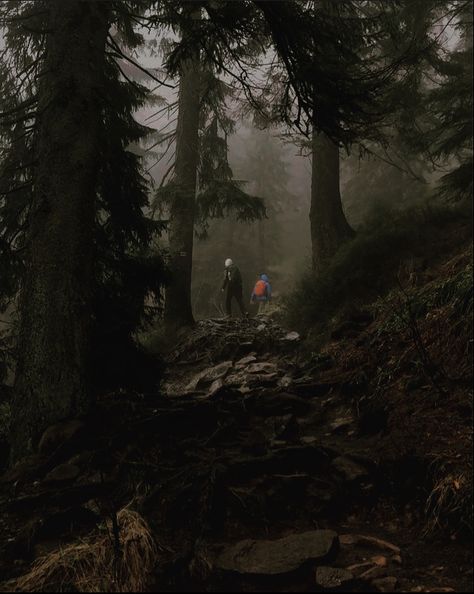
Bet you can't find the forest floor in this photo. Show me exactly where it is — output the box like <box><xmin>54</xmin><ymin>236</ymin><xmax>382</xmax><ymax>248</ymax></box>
<box><xmin>0</xmin><ymin>238</ymin><xmax>472</xmax><ymax>592</ymax></box>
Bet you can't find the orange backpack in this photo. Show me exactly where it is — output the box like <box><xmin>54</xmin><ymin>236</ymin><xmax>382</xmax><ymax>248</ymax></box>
<box><xmin>254</xmin><ymin>279</ymin><xmax>267</xmax><ymax>297</ymax></box>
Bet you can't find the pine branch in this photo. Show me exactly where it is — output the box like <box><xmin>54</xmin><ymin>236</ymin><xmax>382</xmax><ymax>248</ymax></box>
<box><xmin>0</xmin><ymin>97</ymin><xmax>38</xmax><ymax>119</ymax></box>
<box><xmin>106</xmin><ymin>35</ymin><xmax>176</xmax><ymax>89</ymax></box>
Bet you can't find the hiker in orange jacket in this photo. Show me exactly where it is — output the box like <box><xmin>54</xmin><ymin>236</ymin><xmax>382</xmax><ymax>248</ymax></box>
<box><xmin>250</xmin><ymin>273</ymin><xmax>272</xmax><ymax>313</ymax></box>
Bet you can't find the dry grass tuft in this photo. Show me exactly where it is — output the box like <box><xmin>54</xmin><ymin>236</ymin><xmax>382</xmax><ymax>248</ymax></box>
<box><xmin>7</xmin><ymin>507</ymin><xmax>157</xmax><ymax>592</ymax></box>
<box><xmin>424</xmin><ymin>470</ymin><xmax>472</xmax><ymax>535</ymax></box>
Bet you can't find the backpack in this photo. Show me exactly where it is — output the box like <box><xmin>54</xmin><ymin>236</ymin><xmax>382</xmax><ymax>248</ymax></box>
<box><xmin>254</xmin><ymin>279</ymin><xmax>267</xmax><ymax>297</ymax></box>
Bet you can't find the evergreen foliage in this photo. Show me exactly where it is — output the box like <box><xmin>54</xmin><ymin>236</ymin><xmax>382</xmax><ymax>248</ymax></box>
<box><xmin>0</xmin><ymin>1</ymin><xmax>166</xmax><ymax>392</ymax></box>
<box><xmin>286</xmin><ymin>203</ymin><xmax>472</xmax><ymax>334</ymax></box>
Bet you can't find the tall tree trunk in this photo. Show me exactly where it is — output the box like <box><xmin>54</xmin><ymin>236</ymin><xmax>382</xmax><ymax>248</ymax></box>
<box><xmin>164</xmin><ymin>30</ymin><xmax>201</xmax><ymax>328</ymax></box>
<box><xmin>255</xmin><ymin>179</ymin><xmax>266</xmax><ymax>274</ymax></box>
<box><xmin>309</xmin><ymin>131</ymin><xmax>354</xmax><ymax>274</ymax></box>
<box><xmin>257</xmin><ymin>219</ymin><xmax>266</xmax><ymax>274</ymax></box>
<box><xmin>11</xmin><ymin>0</ymin><xmax>109</xmax><ymax>461</ymax></box>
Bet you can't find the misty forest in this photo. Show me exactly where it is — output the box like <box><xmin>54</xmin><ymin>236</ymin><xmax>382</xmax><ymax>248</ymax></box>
<box><xmin>0</xmin><ymin>0</ymin><xmax>472</xmax><ymax>592</ymax></box>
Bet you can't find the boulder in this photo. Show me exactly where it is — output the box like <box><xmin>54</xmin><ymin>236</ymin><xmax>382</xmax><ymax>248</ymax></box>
<box><xmin>44</xmin><ymin>463</ymin><xmax>80</xmax><ymax>484</ymax></box>
<box><xmin>281</xmin><ymin>331</ymin><xmax>300</xmax><ymax>342</ymax></box>
<box><xmin>186</xmin><ymin>361</ymin><xmax>233</xmax><ymax>391</ymax></box>
<box><xmin>234</xmin><ymin>355</ymin><xmax>257</xmax><ymax>369</ymax></box>
<box><xmin>204</xmin><ymin>361</ymin><xmax>233</xmax><ymax>382</ymax></box>
<box><xmin>208</xmin><ymin>379</ymin><xmax>224</xmax><ymax>397</ymax></box>
<box><xmin>331</xmin><ymin>456</ymin><xmax>370</xmax><ymax>482</ymax></box>
<box><xmin>38</xmin><ymin>420</ymin><xmax>84</xmax><ymax>456</ymax></box>
<box><xmin>215</xmin><ymin>530</ymin><xmax>339</xmax><ymax>575</ymax></box>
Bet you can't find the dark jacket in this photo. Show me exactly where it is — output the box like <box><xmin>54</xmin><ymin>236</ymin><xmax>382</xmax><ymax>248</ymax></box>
<box><xmin>222</xmin><ymin>264</ymin><xmax>243</xmax><ymax>292</ymax></box>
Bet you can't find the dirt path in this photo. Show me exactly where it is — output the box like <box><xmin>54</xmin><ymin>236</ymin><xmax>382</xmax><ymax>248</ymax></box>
<box><xmin>0</xmin><ymin>316</ymin><xmax>472</xmax><ymax>592</ymax></box>
<box><xmin>150</xmin><ymin>316</ymin><xmax>473</xmax><ymax>592</ymax></box>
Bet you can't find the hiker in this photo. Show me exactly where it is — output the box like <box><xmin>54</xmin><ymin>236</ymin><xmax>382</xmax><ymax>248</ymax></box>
<box><xmin>251</xmin><ymin>273</ymin><xmax>272</xmax><ymax>313</ymax></box>
<box><xmin>221</xmin><ymin>258</ymin><xmax>248</xmax><ymax>318</ymax></box>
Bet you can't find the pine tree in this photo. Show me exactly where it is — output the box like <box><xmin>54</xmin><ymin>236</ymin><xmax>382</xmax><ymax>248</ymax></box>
<box><xmin>310</xmin><ymin>132</ymin><xmax>354</xmax><ymax>273</ymax></box>
<box><xmin>162</xmin><ymin>7</ymin><xmax>201</xmax><ymax>329</ymax></box>
<box><xmin>1</xmin><ymin>1</ymin><xmax>167</xmax><ymax>460</ymax></box>
<box><xmin>9</xmin><ymin>0</ymin><xmax>111</xmax><ymax>460</ymax></box>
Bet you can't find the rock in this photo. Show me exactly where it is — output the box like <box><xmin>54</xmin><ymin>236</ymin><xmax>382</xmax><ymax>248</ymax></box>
<box><xmin>186</xmin><ymin>361</ymin><xmax>233</xmax><ymax>391</ymax></box>
<box><xmin>204</xmin><ymin>361</ymin><xmax>233</xmax><ymax>382</ymax></box>
<box><xmin>281</xmin><ymin>331</ymin><xmax>300</xmax><ymax>342</ymax></box>
<box><xmin>185</xmin><ymin>371</ymin><xmax>207</xmax><ymax>392</ymax></box>
<box><xmin>235</xmin><ymin>355</ymin><xmax>257</xmax><ymax>369</ymax></box>
<box><xmin>371</xmin><ymin>555</ymin><xmax>388</xmax><ymax>567</ymax></box>
<box><xmin>330</xmin><ymin>417</ymin><xmax>353</xmax><ymax>434</ymax></box>
<box><xmin>315</xmin><ymin>566</ymin><xmax>353</xmax><ymax>590</ymax></box>
<box><xmin>208</xmin><ymin>378</ymin><xmax>224</xmax><ymax>397</ymax></box>
<box><xmin>215</xmin><ymin>530</ymin><xmax>338</xmax><ymax>575</ymax></box>
<box><xmin>38</xmin><ymin>419</ymin><xmax>84</xmax><ymax>456</ymax></box>
<box><xmin>44</xmin><ymin>463</ymin><xmax>80</xmax><ymax>484</ymax></box>
<box><xmin>278</xmin><ymin>375</ymin><xmax>293</xmax><ymax>388</ymax></box>
<box><xmin>247</xmin><ymin>372</ymin><xmax>279</xmax><ymax>387</ymax></box>
<box><xmin>225</xmin><ymin>371</ymin><xmax>248</xmax><ymax>387</ymax></box>
<box><xmin>340</xmin><ymin>534</ymin><xmax>400</xmax><ymax>554</ymax></box>
<box><xmin>372</xmin><ymin>576</ymin><xmax>397</xmax><ymax>592</ymax></box>
<box><xmin>331</xmin><ymin>456</ymin><xmax>369</xmax><ymax>482</ymax></box>
<box><xmin>247</xmin><ymin>362</ymin><xmax>278</xmax><ymax>374</ymax></box>
<box><xmin>256</xmin><ymin>324</ymin><xmax>266</xmax><ymax>332</ymax></box>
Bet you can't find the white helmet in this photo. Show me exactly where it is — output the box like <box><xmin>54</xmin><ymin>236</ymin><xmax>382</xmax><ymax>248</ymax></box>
<box><xmin>225</xmin><ymin>258</ymin><xmax>233</xmax><ymax>268</ymax></box>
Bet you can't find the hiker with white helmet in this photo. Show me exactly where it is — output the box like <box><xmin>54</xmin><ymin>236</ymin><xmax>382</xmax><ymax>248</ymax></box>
<box><xmin>221</xmin><ymin>258</ymin><xmax>248</xmax><ymax>318</ymax></box>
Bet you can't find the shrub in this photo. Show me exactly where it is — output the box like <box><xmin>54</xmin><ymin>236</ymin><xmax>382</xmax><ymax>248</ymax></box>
<box><xmin>285</xmin><ymin>201</ymin><xmax>471</xmax><ymax>333</ymax></box>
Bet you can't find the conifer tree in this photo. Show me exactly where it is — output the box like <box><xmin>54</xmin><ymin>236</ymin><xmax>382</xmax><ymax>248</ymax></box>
<box><xmin>9</xmin><ymin>0</ymin><xmax>111</xmax><ymax>460</ymax></box>
<box><xmin>1</xmin><ymin>1</ymin><xmax>166</xmax><ymax>460</ymax></box>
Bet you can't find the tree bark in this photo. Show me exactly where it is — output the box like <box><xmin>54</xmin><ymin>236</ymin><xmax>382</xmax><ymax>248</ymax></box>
<box><xmin>11</xmin><ymin>1</ymin><xmax>109</xmax><ymax>461</ymax></box>
<box><xmin>255</xmin><ymin>178</ymin><xmax>266</xmax><ymax>274</ymax></box>
<box><xmin>309</xmin><ymin>131</ymin><xmax>354</xmax><ymax>274</ymax></box>
<box><xmin>164</xmin><ymin>27</ymin><xmax>201</xmax><ymax>328</ymax></box>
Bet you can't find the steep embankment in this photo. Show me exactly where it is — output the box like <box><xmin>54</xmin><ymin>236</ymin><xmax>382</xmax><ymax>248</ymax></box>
<box><xmin>0</xmin><ymin>221</ymin><xmax>471</xmax><ymax>592</ymax></box>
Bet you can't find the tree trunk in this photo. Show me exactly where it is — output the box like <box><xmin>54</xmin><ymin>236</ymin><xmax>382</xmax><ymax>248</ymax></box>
<box><xmin>255</xmin><ymin>179</ymin><xmax>266</xmax><ymax>274</ymax></box>
<box><xmin>257</xmin><ymin>219</ymin><xmax>266</xmax><ymax>274</ymax></box>
<box><xmin>11</xmin><ymin>1</ymin><xmax>109</xmax><ymax>461</ymax></box>
<box><xmin>309</xmin><ymin>131</ymin><xmax>354</xmax><ymax>274</ymax></box>
<box><xmin>164</xmin><ymin>30</ymin><xmax>201</xmax><ymax>328</ymax></box>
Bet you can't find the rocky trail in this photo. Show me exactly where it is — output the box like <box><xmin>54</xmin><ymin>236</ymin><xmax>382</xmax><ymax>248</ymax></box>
<box><xmin>0</xmin><ymin>316</ymin><xmax>472</xmax><ymax>592</ymax></box>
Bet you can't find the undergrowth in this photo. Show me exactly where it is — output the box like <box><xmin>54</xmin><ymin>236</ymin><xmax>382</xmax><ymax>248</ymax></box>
<box><xmin>5</xmin><ymin>507</ymin><xmax>157</xmax><ymax>593</ymax></box>
<box><xmin>285</xmin><ymin>202</ymin><xmax>471</xmax><ymax>334</ymax></box>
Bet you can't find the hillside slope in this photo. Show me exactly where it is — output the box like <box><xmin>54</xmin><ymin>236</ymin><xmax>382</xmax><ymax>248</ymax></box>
<box><xmin>0</xmin><ymin>217</ymin><xmax>471</xmax><ymax>592</ymax></box>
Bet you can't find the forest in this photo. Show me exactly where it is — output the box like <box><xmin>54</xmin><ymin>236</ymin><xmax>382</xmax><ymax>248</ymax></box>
<box><xmin>0</xmin><ymin>0</ymin><xmax>472</xmax><ymax>592</ymax></box>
